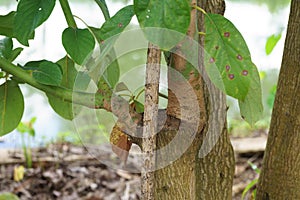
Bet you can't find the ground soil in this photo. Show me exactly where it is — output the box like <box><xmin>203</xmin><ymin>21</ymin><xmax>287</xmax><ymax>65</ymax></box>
<box><xmin>0</xmin><ymin>136</ymin><xmax>265</xmax><ymax>200</ymax></box>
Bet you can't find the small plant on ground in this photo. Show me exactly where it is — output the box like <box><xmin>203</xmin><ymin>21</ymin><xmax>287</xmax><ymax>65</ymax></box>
<box><xmin>16</xmin><ymin>117</ymin><xmax>36</xmax><ymax>168</ymax></box>
<box><xmin>242</xmin><ymin>161</ymin><xmax>261</xmax><ymax>200</ymax></box>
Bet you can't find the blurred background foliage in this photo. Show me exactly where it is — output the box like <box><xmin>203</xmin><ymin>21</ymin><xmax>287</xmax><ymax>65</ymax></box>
<box><xmin>226</xmin><ymin>0</ymin><xmax>291</xmax><ymax>13</ymax></box>
<box><xmin>0</xmin><ymin>0</ymin><xmax>291</xmax><ymax>13</ymax></box>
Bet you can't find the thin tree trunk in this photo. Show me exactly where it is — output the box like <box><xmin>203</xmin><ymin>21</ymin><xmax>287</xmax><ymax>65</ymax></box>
<box><xmin>256</xmin><ymin>0</ymin><xmax>300</xmax><ymax>199</ymax></box>
<box><xmin>154</xmin><ymin>0</ymin><xmax>235</xmax><ymax>199</ymax></box>
<box><xmin>141</xmin><ymin>43</ymin><xmax>161</xmax><ymax>200</ymax></box>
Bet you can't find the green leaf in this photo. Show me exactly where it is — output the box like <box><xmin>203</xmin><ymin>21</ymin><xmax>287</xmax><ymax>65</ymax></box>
<box><xmin>17</xmin><ymin>122</ymin><xmax>29</xmax><ymax>134</ymax></box>
<box><xmin>0</xmin><ymin>37</ymin><xmax>13</xmax><ymax>59</ymax></box>
<box><xmin>74</xmin><ymin>71</ymin><xmax>91</xmax><ymax>91</ymax></box>
<box><xmin>30</xmin><ymin>116</ymin><xmax>37</xmax><ymax>124</ymax></box>
<box><xmin>14</xmin><ymin>0</ymin><xmax>56</xmax><ymax>46</ymax></box>
<box><xmin>85</xmin><ymin>42</ymin><xmax>120</xmax><ymax>89</ymax></box>
<box><xmin>115</xmin><ymin>82</ymin><xmax>130</xmax><ymax>93</ymax></box>
<box><xmin>0</xmin><ymin>37</ymin><xmax>23</xmax><ymax>61</ymax></box>
<box><xmin>133</xmin><ymin>100</ymin><xmax>144</xmax><ymax>113</ymax></box>
<box><xmin>17</xmin><ymin>117</ymin><xmax>36</xmax><ymax>137</ymax></box>
<box><xmin>0</xmin><ymin>81</ymin><xmax>24</xmax><ymax>136</ymax></box>
<box><xmin>23</xmin><ymin>60</ymin><xmax>63</xmax><ymax>86</ymax></box>
<box><xmin>265</xmin><ymin>33</ymin><xmax>282</xmax><ymax>55</ymax></box>
<box><xmin>241</xmin><ymin>178</ymin><xmax>258</xmax><ymax>200</ymax></box>
<box><xmin>56</xmin><ymin>56</ymin><xmax>77</xmax><ymax>89</ymax></box>
<box><xmin>252</xmin><ymin>189</ymin><xmax>257</xmax><ymax>199</ymax></box>
<box><xmin>134</xmin><ymin>0</ymin><xmax>190</xmax><ymax>49</ymax></box>
<box><xmin>205</xmin><ymin>13</ymin><xmax>258</xmax><ymax>100</ymax></box>
<box><xmin>9</xmin><ymin>47</ymin><xmax>23</xmax><ymax>62</ymax></box>
<box><xmin>90</xmin><ymin>5</ymin><xmax>134</xmax><ymax>43</ymax></box>
<box><xmin>62</xmin><ymin>28</ymin><xmax>95</xmax><ymax>65</ymax></box>
<box><xmin>0</xmin><ymin>72</ymin><xmax>5</xmax><ymax>78</ymax></box>
<box><xmin>0</xmin><ymin>11</ymin><xmax>15</xmax><ymax>37</ymax></box>
<box><xmin>238</xmin><ymin>65</ymin><xmax>263</xmax><ymax>126</ymax></box>
<box><xmin>267</xmin><ymin>85</ymin><xmax>276</xmax><ymax>110</ymax></box>
<box><xmin>103</xmin><ymin>58</ymin><xmax>120</xmax><ymax>88</ymax></box>
<box><xmin>87</xmin><ymin>39</ymin><xmax>120</xmax><ymax>90</ymax></box>
<box><xmin>87</xmin><ymin>54</ymin><xmax>120</xmax><ymax>90</ymax></box>
<box><xmin>88</xmin><ymin>6</ymin><xmax>132</xmax><ymax>88</ymax></box>
<box><xmin>47</xmin><ymin>56</ymin><xmax>81</xmax><ymax>120</ymax></box>
<box><xmin>204</xmin><ymin>13</ymin><xmax>262</xmax><ymax>125</ymax></box>
<box><xmin>0</xmin><ymin>192</ymin><xmax>20</xmax><ymax>200</ymax></box>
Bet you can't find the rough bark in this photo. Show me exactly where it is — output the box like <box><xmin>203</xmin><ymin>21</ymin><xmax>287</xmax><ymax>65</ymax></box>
<box><xmin>154</xmin><ymin>1</ymin><xmax>204</xmax><ymax>198</ymax></box>
<box><xmin>256</xmin><ymin>0</ymin><xmax>300</xmax><ymax>199</ymax></box>
<box><xmin>141</xmin><ymin>43</ymin><xmax>161</xmax><ymax>200</ymax></box>
<box><xmin>154</xmin><ymin>0</ymin><xmax>235</xmax><ymax>199</ymax></box>
<box><xmin>195</xmin><ymin>0</ymin><xmax>234</xmax><ymax>199</ymax></box>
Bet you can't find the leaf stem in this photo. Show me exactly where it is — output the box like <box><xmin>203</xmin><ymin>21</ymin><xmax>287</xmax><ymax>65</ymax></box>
<box><xmin>135</xmin><ymin>88</ymin><xmax>145</xmax><ymax>100</ymax></box>
<box><xmin>193</xmin><ymin>5</ymin><xmax>207</xmax><ymax>15</ymax></box>
<box><xmin>59</xmin><ymin>0</ymin><xmax>77</xmax><ymax>28</ymax></box>
<box><xmin>119</xmin><ymin>93</ymin><xmax>132</xmax><ymax>98</ymax></box>
<box><xmin>74</xmin><ymin>15</ymin><xmax>99</xmax><ymax>42</ymax></box>
<box><xmin>135</xmin><ymin>89</ymin><xmax>168</xmax><ymax>101</ymax></box>
<box><xmin>94</xmin><ymin>0</ymin><xmax>110</xmax><ymax>21</ymax></box>
<box><xmin>21</xmin><ymin>134</ymin><xmax>30</xmax><ymax>168</ymax></box>
<box><xmin>159</xmin><ymin>92</ymin><xmax>168</xmax><ymax>99</ymax></box>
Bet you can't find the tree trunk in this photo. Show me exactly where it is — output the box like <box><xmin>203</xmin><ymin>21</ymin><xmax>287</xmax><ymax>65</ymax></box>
<box><xmin>196</xmin><ymin>0</ymin><xmax>234</xmax><ymax>199</ymax></box>
<box><xmin>256</xmin><ymin>0</ymin><xmax>300</xmax><ymax>199</ymax></box>
<box><xmin>154</xmin><ymin>0</ymin><xmax>235</xmax><ymax>199</ymax></box>
<box><xmin>141</xmin><ymin>43</ymin><xmax>161</xmax><ymax>199</ymax></box>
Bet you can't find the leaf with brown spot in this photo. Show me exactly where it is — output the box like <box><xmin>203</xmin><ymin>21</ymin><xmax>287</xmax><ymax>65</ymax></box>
<box><xmin>205</xmin><ymin>13</ymin><xmax>259</xmax><ymax>100</ymax></box>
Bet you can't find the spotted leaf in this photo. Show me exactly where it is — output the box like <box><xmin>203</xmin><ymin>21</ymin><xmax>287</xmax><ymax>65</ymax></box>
<box><xmin>205</xmin><ymin>13</ymin><xmax>259</xmax><ymax>100</ymax></box>
<box><xmin>238</xmin><ymin>64</ymin><xmax>263</xmax><ymax>126</ymax></box>
<box><xmin>90</xmin><ymin>5</ymin><xmax>134</xmax><ymax>43</ymax></box>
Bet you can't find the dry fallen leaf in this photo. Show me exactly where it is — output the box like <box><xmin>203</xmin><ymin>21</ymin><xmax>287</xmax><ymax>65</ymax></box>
<box><xmin>110</xmin><ymin>123</ymin><xmax>132</xmax><ymax>163</ymax></box>
<box><xmin>13</xmin><ymin>165</ymin><xmax>25</xmax><ymax>182</ymax></box>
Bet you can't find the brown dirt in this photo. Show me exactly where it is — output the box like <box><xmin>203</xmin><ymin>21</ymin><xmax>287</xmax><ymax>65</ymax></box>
<box><xmin>0</xmin><ymin>141</ymin><xmax>263</xmax><ymax>200</ymax></box>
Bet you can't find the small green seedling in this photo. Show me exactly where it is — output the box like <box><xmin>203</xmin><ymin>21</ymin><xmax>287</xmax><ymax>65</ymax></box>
<box><xmin>17</xmin><ymin>117</ymin><xmax>36</xmax><ymax>168</ymax></box>
<box><xmin>242</xmin><ymin>161</ymin><xmax>261</xmax><ymax>200</ymax></box>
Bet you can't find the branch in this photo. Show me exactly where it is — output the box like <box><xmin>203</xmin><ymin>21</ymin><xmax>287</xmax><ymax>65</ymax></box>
<box><xmin>0</xmin><ymin>57</ymin><xmax>105</xmax><ymax>109</ymax></box>
<box><xmin>141</xmin><ymin>43</ymin><xmax>161</xmax><ymax>199</ymax></box>
<box><xmin>0</xmin><ymin>58</ymin><xmax>147</xmax><ymax>143</ymax></box>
